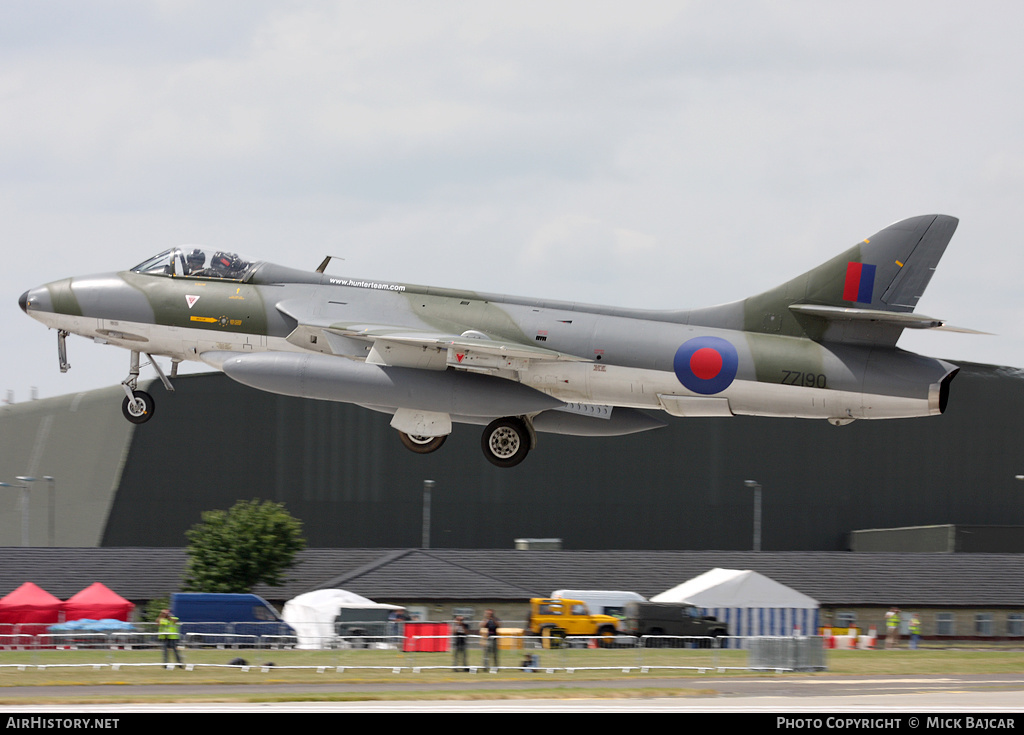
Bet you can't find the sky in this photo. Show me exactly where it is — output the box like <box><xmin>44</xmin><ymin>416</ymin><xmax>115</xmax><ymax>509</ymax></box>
<box><xmin>3</xmin><ymin>1</ymin><xmax>1024</xmax><ymax>402</ymax></box>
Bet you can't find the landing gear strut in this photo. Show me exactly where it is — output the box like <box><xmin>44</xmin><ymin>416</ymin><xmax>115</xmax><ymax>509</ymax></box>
<box><xmin>119</xmin><ymin>351</ymin><xmax>174</xmax><ymax>425</ymax></box>
<box><xmin>57</xmin><ymin>330</ymin><xmax>70</xmax><ymax>373</ymax></box>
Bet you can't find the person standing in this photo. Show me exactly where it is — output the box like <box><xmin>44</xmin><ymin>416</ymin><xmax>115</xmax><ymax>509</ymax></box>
<box><xmin>885</xmin><ymin>607</ymin><xmax>901</xmax><ymax>649</ymax></box>
<box><xmin>157</xmin><ymin>609</ymin><xmax>184</xmax><ymax>666</ymax></box>
<box><xmin>452</xmin><ymin>615</ymin><xmax>470</xmax><ymax>671</ymax></box>
<box><xmin>388</xmin><ymin>608</ymin><xmax>410</xmax><ymax>642</ymax></box>
<box><xmin>909</xmin><ymin>614</ymin><xmax>922</xmax><ymax>650</ymax></box>
<box><xmin>481</xmin><ymin>609</ymin><xmax>500</xmax><ymax>668</ymax></box>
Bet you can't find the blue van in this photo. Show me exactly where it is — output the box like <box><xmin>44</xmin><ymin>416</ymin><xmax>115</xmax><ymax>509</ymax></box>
<box><xmin>170</xmin><ymin>593</ymin><xmax>296</xmax><ymax>647</ymax></box>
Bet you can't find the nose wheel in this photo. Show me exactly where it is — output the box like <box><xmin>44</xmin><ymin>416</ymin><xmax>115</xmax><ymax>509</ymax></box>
<box><xmin>122</xmin><ymin>390</ymin><xmax>155</xmax><ymax>424</ymax></box>
<box><xmin>118</xmin><ymin>350</ymin><xmax>172</xmax><ymax>424</ymax></box>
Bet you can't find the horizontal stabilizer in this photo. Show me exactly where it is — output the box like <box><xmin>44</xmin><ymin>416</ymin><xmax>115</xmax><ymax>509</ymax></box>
<box><xmin>788</xmin><ymin>304</ymin><xmax>990</xmax><ymax>334</ymax></box>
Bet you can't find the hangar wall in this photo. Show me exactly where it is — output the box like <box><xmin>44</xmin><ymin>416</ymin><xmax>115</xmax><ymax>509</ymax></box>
<box><xmin>0</xmin><ymin>386</ymin><xmax>133</xmax><ymax>546</ymax></box>
<box><xmin>2</xmin><ymin>362</ymin><xmax>1022</xmax><ymax>550</ymax></box>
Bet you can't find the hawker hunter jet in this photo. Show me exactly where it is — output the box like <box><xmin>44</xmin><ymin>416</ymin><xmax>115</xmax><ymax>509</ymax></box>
<box><xmin>20</xmin><ymin>215</ymin><xmax>974</xmax><ymax>467</ymax></box>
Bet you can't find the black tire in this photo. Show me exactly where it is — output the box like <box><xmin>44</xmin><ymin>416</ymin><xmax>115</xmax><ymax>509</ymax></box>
<box><xmin>481</xmin><ymin>417</ymin><xmax>530</xmax><ymax>468</ymax></box>
<box><xmin>711</xmin><ymin>629</ymin><xmax>726</xmax><ymax>649</ymax></box>
<box><xmin>121</xmin><ymin>390</ymin><xmax>155</xmax><ymax>424</ymax></box>
<box><xmin>398</xmin><ymin>432</ymin><xmax>447</xmax><ymax>454</ymax></box>
<box><xmin>596</xmin><ymin>625</ymin><xmax>618</xmax><ymax>648</ymax></box>
<box><xmin>645</xmin><ymin>628</ymin><xmax>667</xmax><ymax>648</ymax></box>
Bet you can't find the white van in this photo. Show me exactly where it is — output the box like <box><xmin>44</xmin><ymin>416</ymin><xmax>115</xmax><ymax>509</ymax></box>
<box><xmin>551</xmin><ymin>589</ymin><xmax>646</xmax><ymax>618</ymax></box>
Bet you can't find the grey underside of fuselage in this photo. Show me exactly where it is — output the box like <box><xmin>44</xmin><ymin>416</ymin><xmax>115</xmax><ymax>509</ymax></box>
<box><xmin>355</xmin><ymin>403</ymin><xmax>669</xmax><ymax>436</ymax></box>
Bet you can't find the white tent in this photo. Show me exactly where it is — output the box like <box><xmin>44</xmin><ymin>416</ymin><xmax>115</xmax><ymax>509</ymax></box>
<box><xmin>652</xmin><ymin>568</ymin><xmax>819</xmax><ymax>638</ymax></box>
<box><xmin>282</xmin><ymin>589</ymin><xmax>404</xmax><ymax>649</ymax></box>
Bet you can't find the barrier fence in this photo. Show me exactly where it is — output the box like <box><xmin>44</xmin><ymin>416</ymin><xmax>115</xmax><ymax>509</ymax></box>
<box><xmin>0</xmin><ymin>631</ymin><xmax>827</xmax><ymax>672</ymax></box>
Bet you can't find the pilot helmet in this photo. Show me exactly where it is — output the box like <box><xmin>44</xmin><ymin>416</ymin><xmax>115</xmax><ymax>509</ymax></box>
<box><xmin>186</xmin><ymin>249</ymin><xmax>206</xmax><ymax>269</ymax></box>
<box><xmin>211</xmin><ymin>251</ymin><xmax>241</xmax><ymax>271</ymax></box>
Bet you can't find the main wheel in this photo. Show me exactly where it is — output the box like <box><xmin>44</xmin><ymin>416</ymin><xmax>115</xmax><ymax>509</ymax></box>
<box><xmin>121</xmin><ymin>390</ymin><xmax>155</xmax><ymax>424</ymax></box>
<box><xmin>398</xmin><ymin>432</ymin><xmax>447</xmax><ymax>454</ymax></box>
<box><xmin>481</xmin><ymin>417</ymin><xmax>530</xmax><ymax>468</ymax></box>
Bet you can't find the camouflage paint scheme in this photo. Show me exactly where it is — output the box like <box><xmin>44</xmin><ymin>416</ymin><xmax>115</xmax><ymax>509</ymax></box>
<box><xmin>20</xmin><ymin>215</ymin><xmax>965</xmax><ymax>467</ymax></box>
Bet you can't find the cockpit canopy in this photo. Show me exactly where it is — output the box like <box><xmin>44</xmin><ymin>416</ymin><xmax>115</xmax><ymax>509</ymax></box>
<box><xmin>131</xmin><ymin>248</ymin><xmax>259</xmax><ymax>282</ymax></box>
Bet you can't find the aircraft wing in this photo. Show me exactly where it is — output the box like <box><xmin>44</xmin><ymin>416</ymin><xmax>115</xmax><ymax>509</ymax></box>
<box><xmin>329</xmin><ymin>324</ymin><xmax>591</xmax><ymax>362</ymax></box>
<box><xmin>275</xmin><ymin>301</ymin><xmax>589</xmax><ymax>370</ymax></box>
<box><xmin>325</xmin><ymin>323</ymin><xmax>591</xmax><ymax>370</ymax></box>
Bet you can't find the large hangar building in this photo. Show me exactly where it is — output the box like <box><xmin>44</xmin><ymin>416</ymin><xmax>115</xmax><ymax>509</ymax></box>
<box><xmin>0</xmin><ymin>362</ymin><xmax>1021</xmax><ymax>550</ymax></box>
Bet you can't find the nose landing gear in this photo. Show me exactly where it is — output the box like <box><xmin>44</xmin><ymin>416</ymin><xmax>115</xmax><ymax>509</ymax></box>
<box><xmin>122</xmin><ymin>390</ymin><xmax>155</xmax><ymax>424</ymax></box>
<box><xmin>119</xmin><ymin>350</ymin><xmax>175</xmax><ymax>425</ymax></box>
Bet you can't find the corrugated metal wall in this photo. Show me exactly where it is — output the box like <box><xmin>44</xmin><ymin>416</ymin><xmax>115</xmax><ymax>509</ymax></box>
<box><xmin>84</xmin><ymin>361</ymin><xmax>1024</xmax><ymax>550</ymax></box>
<box><xmin>0</xmin><ymin>386</ymin><xmax>134</xmax><ymax>546</ymax></box>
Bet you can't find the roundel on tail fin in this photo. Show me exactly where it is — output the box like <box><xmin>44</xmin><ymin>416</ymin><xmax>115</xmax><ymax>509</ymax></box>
<box><xmin>673</xmin><ymin>337</ymin><xmax>738</xmax><ymax>395</ymax></box>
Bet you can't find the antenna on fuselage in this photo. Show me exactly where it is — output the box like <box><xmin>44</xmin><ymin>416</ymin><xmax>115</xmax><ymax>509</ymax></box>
<box><xmin>316</xmin><ymin>255</ymin><xmax>345</xmax><ymax>274</ymax></box>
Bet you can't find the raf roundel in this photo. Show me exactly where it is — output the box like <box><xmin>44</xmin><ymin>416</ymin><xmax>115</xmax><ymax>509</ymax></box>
<box><xmin>673</xmin><ymin>336</ymin><xmax>739</xmax><ymax>395</ymax></box>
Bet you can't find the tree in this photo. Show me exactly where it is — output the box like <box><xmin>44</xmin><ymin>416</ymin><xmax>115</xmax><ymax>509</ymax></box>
<box><xmin>183</xmin><ymin>499</ymin><xmax>305</xmax><ymax>593</ymax></box>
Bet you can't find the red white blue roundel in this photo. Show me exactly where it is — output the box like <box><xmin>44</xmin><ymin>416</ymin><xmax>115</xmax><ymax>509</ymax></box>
<box><xmin>673</xmin><ymin>336</ymin><xmax>739</xmax><ymax>395</ymax></box>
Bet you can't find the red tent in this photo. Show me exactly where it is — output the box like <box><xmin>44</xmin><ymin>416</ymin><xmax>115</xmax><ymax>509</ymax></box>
<box><xmin>63</xmin><ymin>582</ymin><xmax>134</xmax><ymax>622</ymax></box>
<box><xmin>0</xmin><ymin>582</ymin><xmax>63</xmax><ymax>624</ymax></box>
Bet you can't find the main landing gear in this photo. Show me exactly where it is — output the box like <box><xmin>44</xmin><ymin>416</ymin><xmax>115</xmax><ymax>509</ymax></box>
<box><xmin>481</xmin><ymin>417</ymin><xmax>531</xmax><ymax>468</ymax></box>
<box><xmin>119</xmin><ymin>350</ymin><xmax>176</xmax><ymax>425</ymax></box>
<box><xmin>398</xmin><ymin>432</ymin><xmax>447</xmax><ymax>454</ymax></box>
<box><xmin>396</xmin><ymin>415</ymin><xmax>535</xmax><ymax>468</ymax></box>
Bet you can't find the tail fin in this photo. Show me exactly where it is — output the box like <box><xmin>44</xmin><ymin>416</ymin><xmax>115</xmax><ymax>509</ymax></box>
<box><xmin>744</xmin><ymin>214</ymin><xmax>960</xmax><ymax>346</ymax></box>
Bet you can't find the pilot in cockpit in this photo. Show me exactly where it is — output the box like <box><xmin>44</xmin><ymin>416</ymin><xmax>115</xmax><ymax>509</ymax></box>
<box><xmin>209</xmin><ymin>251</ymin><xmax>246</xmax><ymax>278</ymax></box>
<box><xmin>185</xmin><ymin>249</ymin><xmax>207</xmax><ymax>276</ymax></box>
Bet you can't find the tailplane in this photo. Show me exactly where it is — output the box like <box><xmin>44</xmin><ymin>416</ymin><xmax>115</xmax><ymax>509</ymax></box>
<box><xmin>743</xmin><ymin>214</ymin><xmax>969</xmax><ymax>346</ymax></box>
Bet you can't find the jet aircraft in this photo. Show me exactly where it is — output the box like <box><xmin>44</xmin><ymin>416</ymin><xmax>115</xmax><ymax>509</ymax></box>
<box><xmin>20</xmin><ymin>214</ymin><xmax>974</xmax><ymax>467</ymax></box>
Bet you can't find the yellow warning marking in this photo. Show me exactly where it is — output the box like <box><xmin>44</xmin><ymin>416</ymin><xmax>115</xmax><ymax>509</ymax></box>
<box><xmin>895</xmin><ymin>260</ymin><xmax>904</xmax><ymax>267</ymax></box>
<box><xmin>190</xmin><ymin>316</ymin><xmax>218</xmax><ymax>323</ymax></box>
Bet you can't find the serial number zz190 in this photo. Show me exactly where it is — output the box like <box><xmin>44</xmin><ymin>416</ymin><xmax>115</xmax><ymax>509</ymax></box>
<box><xmin>781</xmin><ymin>370</ymin><xmax>827</xmax><ymax>389</ymax></box>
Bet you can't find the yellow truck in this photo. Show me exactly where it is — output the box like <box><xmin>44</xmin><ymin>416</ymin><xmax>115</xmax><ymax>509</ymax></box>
<box><xmin>527</xmin><ymin>598</ymin><xmax>622</xmax><ymax>647</ymax></box>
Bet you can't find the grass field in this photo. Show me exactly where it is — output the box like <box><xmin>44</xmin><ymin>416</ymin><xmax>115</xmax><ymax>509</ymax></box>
<box><xmin>1</xmin><ymin>645</ymin><xmax>1022</xmax><ymax>691</ymax></box>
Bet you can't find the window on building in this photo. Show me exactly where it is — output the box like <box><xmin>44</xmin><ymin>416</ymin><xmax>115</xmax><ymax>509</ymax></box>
<box><xmin>936</xmin><ymin>613</ymin><xmax>955</xmax><ymax>636</ymax></box>
<box><xmin>1007</xmin><ymin>613</ymin><xmax>1023</xmax><ymax>637</ymax></box>
<box><xmin>974</xmin><ymin>613</ymin><xmax>993</xmax><ymax>636</ymax></box>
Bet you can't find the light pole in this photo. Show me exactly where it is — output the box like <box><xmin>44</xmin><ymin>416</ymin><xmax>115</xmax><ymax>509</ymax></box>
<box><xmin>743</xmin><ymin>480</ymin><xmax>763</xmax><ymax>552</ymax></box>
<box><xmin>1</xmin><ymin>478</ymin><xmax>32</xmax><ymax>547</ymax></box>
<box><xmin>16</xmin><ymin>476</ymin><xmax>37</xmax><ymax>547</ymax></box>
<box><xmin>422</xmin><ymin>479</ymin><xmax>436</xmax><ymax>549</ymax></box>
<box><xmin>42</xmin><ymin>476</ymin><xmax>56</xmax><ymax>547</ymax></box>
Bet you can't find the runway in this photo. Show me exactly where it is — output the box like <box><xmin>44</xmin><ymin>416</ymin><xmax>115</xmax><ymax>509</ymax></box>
<box><xmin>1</xmin><ymin>674</ymin><xmax>1023</xmax><ymax>712</ymax></box>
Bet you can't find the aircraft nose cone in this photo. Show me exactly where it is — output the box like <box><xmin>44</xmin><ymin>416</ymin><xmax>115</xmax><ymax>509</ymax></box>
<box><xmin>18</xmin><ymin>290</ymin><xmax>28</xmax><ymax>313</ymax></box>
